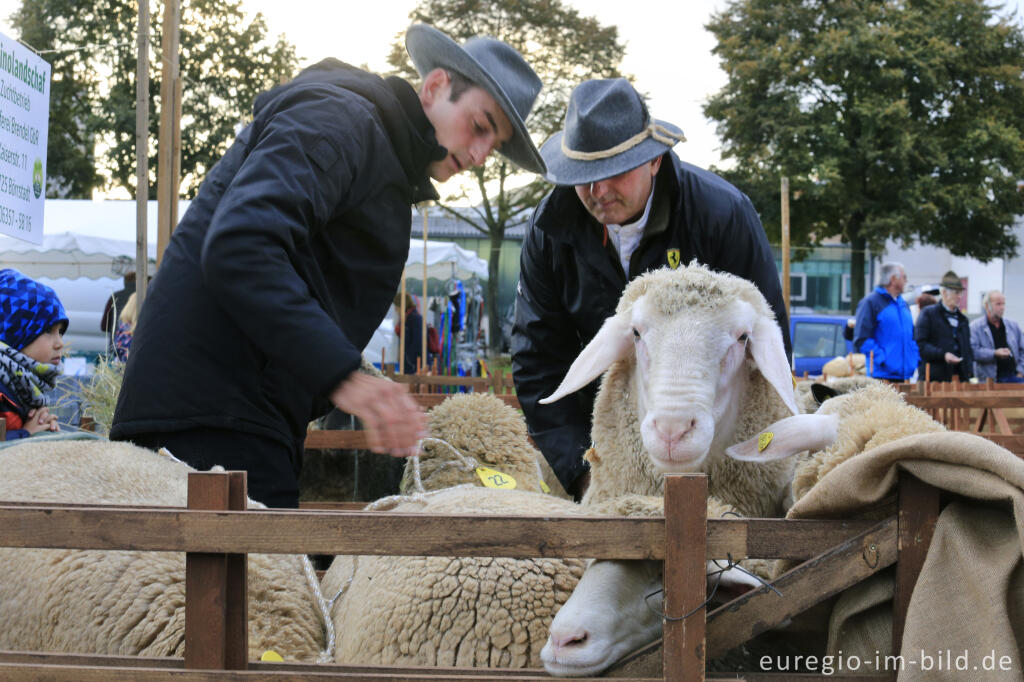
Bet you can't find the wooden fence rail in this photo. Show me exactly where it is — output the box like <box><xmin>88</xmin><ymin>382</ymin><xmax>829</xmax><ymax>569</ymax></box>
<box><xmin>0</xmin><ymin>471</ymin><xmax>937</xmax><ymax>680</ymax></box>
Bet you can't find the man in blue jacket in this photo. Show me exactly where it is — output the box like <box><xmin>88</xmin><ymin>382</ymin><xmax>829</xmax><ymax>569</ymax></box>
<box><xmin>853</xmin><ymin>262</ymin><xmax>919</xmax><ymax>382</ymax></box>
<box><xmin>511</xmin><ymin>79</ymin><xmax>790</xmax><ymax>499</ymax></box>
<box><xmin>110</xmin><ymin>24</ymin><xmax>546</xmax><ymax>508</ymax></box>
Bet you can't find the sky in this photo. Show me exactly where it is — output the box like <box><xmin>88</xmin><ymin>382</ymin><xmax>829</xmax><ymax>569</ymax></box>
<box><xmin>0</xmin><ymin>0</ymin><xmax>733</xmax><ymax>171</ymax></box>
<box><xmin>236</xmin><ymin>0</ymin><xmax>733</xmax><ymax>170</ymax></box>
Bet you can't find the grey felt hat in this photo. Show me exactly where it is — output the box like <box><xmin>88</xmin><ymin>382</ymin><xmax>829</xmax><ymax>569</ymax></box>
<box><xmin>405</xmin><ymin>24</ymin><xmax>545</xmax><ymax>175</ymax></box>
<box><xmin>540</xmin><ymin>78</ymin><xmax>686</xmax><ymax>186</ymax></box>
<box><xmin>940</xmin><ymin>270</ymin><xmax>964</xmax><ymax>291</ymax></box>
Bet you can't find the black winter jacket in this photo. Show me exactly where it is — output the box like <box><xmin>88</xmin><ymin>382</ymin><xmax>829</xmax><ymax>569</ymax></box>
<box><xmin>915</xmin><ymin>302</ymin><xmax>973</xmax><ymax>382</ymax></box>
<box><xmin>111</xmin><ymin>61</ymin><xmax>443</xmax><ymax>454</ymax></box>
<box><xmin>511</xmin><ymin>153</ymin><xmax>790</xmax><ymax>492</ymax></box>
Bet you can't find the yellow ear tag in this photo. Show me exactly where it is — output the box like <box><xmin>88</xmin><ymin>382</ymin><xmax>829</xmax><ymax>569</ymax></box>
<box><xmin>540</xmin><ymin>480</ymin><xmax>551</xmax><ymax>494</ymax></box>
<box><xmin>476</xmin><ymin>467</ymin><xmax>517</xmax><ymax>489</ymax></box>
<box><xmin>758</xmin><ymin>432</ymin><xmax>774</xmax><ymax>452</ymax></box>
<box><xmin>261</xmin><ymin>650</ymin><xmax>284</xmax><ymax>662</ymax></box>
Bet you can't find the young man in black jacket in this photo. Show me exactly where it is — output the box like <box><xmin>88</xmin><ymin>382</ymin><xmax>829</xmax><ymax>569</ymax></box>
<box><xmin>111</xmin><ymin>25</ymin><xmax>545</xmax><ymax>508</ymax></box>
<box><xmin>512</xmin><ymin>79</ymin><xmax>789</xmax><ymax>499</ymax></box>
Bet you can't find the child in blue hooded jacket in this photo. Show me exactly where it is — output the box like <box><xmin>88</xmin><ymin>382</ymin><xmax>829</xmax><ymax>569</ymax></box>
<box><xmin>0</xmin><ymin>268</ymin><xmax>68</xmax><ymax>439</ymax></box>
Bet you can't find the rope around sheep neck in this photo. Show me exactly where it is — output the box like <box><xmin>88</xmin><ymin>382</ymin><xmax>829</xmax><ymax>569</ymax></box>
<box><xmin>315</xmin><ymin>435</ymin><xmax>483</xmax><ymax>658</ymax></box>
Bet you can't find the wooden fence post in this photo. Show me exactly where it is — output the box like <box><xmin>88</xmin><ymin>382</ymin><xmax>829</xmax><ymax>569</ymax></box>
<box><xmin>185</xmin><ymin>471</ymin><xmax>248</xmax><ymax>670</ymax></box>
<box><xmin>664</xmin><ymin>474</ymin><xmax>708</xmax><ymax>681</ymax></box>
<box><xmin>892</xmin><ymin>471</ymin><xmax>940</xmax><ymax>655</ymax></box>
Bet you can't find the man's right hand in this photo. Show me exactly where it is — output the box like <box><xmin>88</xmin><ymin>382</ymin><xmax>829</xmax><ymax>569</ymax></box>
<box><xmin>944</xmin><ymin>352</ymin><xmax>962</xmax><ymax>365</ymax></box>
<box><xmin>995</xmin><ymin>347</ymin><xmax>1013</xmax><ymax>359</ymax></box>
<box><xmin>329</xmin><ymin>373</ymin><xmax>428</xmax><ymax>457</ymax></box>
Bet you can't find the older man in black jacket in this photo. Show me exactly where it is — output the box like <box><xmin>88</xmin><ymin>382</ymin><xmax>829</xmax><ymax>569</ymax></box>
<box><xmin>512</xmin><ymin>79</ymin><xmax>789</xmax><ymax>499</ymax></box>
<box><xmin>915</xmin><ymin>270</ymin><xmax>973</xmax><ymax>383</ymax></box>
<box><xmin>111</xmin><ymin>25</ymin><xmax>546</xmax><ymax>508</ymax></box>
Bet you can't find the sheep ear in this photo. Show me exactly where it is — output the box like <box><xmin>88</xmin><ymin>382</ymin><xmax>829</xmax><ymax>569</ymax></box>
<box><xmin>749</xmin><ymin>315</ymin><xmax>800</xmax><ymax>416</ymax></box>
<box><xmin>540</xmin><ymin>312</ymin><xmax>634</xmax><ymax>404</ymax></box>
<box><xmin>725</xmin><ymin>413</ymin><xmax>839</xmax><ymax>462</ymax></box>
<box><xmin>811</xmin><ymin>383</ymin><xmax>841</xmax><ymax>406</ymax></box>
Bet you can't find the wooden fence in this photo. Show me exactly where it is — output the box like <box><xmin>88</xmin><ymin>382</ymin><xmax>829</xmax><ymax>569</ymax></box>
<box><xmin>0</xmin><ymin>470</ymin><xmax>939</xmax><ymax>680</ymax></box>
<box><xmin>895</xmin><ymin>379</ymin><xmax>1024</xmax><ymax>455</ymax></box>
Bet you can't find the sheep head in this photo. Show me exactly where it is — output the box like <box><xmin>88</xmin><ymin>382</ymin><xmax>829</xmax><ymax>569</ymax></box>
<box><xmin>540</xmin><ymin>264</ymin><xmax>798</xmax><ymax>472</ymax></box>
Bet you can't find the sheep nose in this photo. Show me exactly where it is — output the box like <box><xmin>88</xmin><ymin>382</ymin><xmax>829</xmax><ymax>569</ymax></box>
<box><xmin>652</xmin><ymin>416</ymin><xmax>697</xmax><ymax>452</ymax></box>
<box><xmin>549</xmin><ymin>629</ymin><xmax>588</xmax><ymax>651</ymax></box>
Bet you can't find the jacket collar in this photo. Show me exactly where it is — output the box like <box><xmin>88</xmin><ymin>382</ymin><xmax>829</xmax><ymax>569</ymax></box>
<box><xmin>256</xmin><ymin>60</ymin><xmax>444</xmax><ymax>203</ymax></box>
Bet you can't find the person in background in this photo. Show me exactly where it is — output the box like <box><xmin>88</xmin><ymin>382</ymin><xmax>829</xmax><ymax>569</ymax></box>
<box><xmin>394</xmin><ymin>292</ymin><xmax>423</xmax><ymax>374</ymax></box>
<box><xmin>914</xmin><ymin>270</ymin><xmax>972</xmax><ymax>383</ymax></box>
<box><xmin>853</xmin><ymin>262</ymin><xmax>919</xmax><ymax>382</ymax></box>
<box><xmin>114</xmin><ymin>292</ymin><xmax>138</xmax><ymax>362</ymax></box>
<box><xmin>512</xmin><ymin>78</ymin><xmax>789</xmax><ymax>500</ymax></box>
<box><xmin>0</xmin><ymin>268</ymin><xmax>68</xmax><ymax>439</ymax></box>
<box><xmin>970</xmin><ymin>290</ymin><xmax>1024</xmax><ymax>383</ymax></box>
<box><xmin>109</xmin><ymin>24</ymin><xmax>545</xmax><ymax>508</ymax></box>
<box><xmin>910</xmin><ymin>285</ymin><xmax>940</xmax><ymax>323</ymax></box>
<box><xmin>100</xmin><ymin>271</ymin><xmax>136</xmax><ymax>355</ymax></box>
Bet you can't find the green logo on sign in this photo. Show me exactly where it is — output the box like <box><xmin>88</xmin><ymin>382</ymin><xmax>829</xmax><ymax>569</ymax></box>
<box><xmin>32</xmin><ymin>159</ymin><xmax>43</xmax><ymax>198</ymax></box>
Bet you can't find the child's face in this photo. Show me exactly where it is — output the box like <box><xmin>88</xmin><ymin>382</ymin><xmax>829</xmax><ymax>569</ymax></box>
<box><xmin>21</xmin><ymin>324</ymin><xmax>65</xmax><ymax>365</ymax></box>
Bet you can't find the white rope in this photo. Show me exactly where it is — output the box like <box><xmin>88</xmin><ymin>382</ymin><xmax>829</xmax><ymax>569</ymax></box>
<box><xmin>419</xmin><ymin>436</ymin><xmax>480</xmax><ymax>472</ymax></box>
<box><xmin>310</xmin><ymin>435</ymin><xmax>484</xmax><ymax>659</ymax></box>
<box><xmin>561</xmin><ymin>122</ymin><xmax>687</xmax><ymax>161</ymax></box>
<box><xmin>301</xmin><ymin>554</ymin><xmax>337</xmax><ymax>663</ymax></box>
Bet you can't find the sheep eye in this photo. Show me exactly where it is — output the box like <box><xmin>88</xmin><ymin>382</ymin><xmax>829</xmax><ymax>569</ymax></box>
<box><xmin>632</xmin><ymin>328</ymin><xmax>641</xmax><ymax>339</ymax></box>
<box><xmin>737</xmin><ymin>333</ymin><xmax>749</xmax><ymax>343</ymax></box>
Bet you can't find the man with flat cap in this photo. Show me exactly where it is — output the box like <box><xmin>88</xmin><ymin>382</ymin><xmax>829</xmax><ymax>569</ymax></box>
<box><xmin>111</xmin><ymin>24</ymin><xmax>546</xmax><ymax>508</ymax></box>
<box><xmin>512</xmin><ymin>78</ymin><xmax>789</xmax><ymax>499</ymax></box>
<box><xmin>914</xmin><ymin>270</ymin><xmax>973</xmax><ymax>383</ymax></box>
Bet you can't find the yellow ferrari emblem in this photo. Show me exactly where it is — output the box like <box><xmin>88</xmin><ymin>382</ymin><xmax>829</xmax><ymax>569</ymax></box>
<box><xmin>666</xmin><ymin>249</ymin><xmax>681</xmax><ymax>269</ymax></box>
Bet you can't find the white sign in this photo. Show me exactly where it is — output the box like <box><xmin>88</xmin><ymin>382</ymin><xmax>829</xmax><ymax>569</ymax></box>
<box><xmin>0</xmin><ymin>32</ymin><xmax>49</xmax><ymax>244</ymax></box>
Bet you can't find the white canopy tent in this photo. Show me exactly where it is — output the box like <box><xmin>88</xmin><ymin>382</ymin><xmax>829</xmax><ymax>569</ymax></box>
<box><xmin>403</xmin><ymin>239</ymin><xmax>488</xmax><ymax>282</ymax></box>
<box><xmin>0</xmin><ymin>232</ymin><xmax>158</xmax><ymax>280</ymax></box>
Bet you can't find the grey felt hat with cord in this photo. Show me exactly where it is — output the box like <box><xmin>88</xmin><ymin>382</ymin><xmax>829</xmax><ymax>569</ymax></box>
<box><xmin>405</xmin><ymin>23</ymin><xmax>545</xmax><ymax>175</ymax></box>
<box><xmin>540</xmin><ymin>78</ymin><xmax>686</xmax><ymax>186</ymax></box>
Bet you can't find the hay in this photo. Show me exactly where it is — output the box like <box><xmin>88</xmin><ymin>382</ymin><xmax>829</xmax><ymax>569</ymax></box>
<box><xmin>78</xmin><ymin>357</ymin><xmax>125</xmax><ymax>436</ymax></box>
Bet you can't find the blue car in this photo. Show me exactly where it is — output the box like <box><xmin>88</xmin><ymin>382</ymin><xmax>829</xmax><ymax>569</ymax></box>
<box><xmin>790</xmin><ymin>314</ymin><xmax>855</xmax><ymax>377</ymax></box>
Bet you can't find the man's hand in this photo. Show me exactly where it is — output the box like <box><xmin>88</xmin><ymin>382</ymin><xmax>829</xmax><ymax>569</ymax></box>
<box><xmin>329</xmin><ymin>373</ymin><xmax>427</xmax><ymax>457</ymax></box>
<box><xmin>25</xmin><ymin>407</ymin><xmax>59</xmax><ymax>435</ymax></box>
<box><xmin>944</xmin><ymin>352</ymin><xmax>962</xmax><ymax>365</ymax></box>
<box><xmin>995</xmin><ymin>347</ymin><xmax>1013</xmax><ymax>359</ymax></box>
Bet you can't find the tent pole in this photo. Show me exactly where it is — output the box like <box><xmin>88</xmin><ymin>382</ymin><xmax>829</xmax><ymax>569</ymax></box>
<box><xmin>422</xmin><ymin>205</ymin><xmax>428</xmax><ymax>371</ymax></box>
<box><xmin>399</xmin><ymin>272</ymin><xmax>406</xmax><ymax>375</ymax></box>
<box><xmin>156</xmin><ymin>0</ymin><xmax>180</xmax><ymax>268</ymax></box>
<box><xmin>135</xmin><ymin>0</ymin><xmax>149</xmax><ymax>307</ymax></box>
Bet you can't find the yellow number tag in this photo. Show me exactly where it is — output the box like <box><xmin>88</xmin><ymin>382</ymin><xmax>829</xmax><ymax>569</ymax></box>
<box><xmin>540</xmin><ymin>479</ymin><xmax>551</xmax><ymax>494</ymax></box>
<box><xmin>261</xmin><ymin>650</ymin><xmax>284</xmax><ymax>662</ymax></box>
<box><xmin>758</xmin><ymin>432</ymin><xmax>774</xmax><ymax>452</ymax></box>
<box><xmin>476</xmin><ymin>467</ymin><xmax>517</xmax><ymax>489</ymax></box>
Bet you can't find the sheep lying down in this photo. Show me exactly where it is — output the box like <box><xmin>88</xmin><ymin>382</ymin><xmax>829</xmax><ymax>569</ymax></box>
<box><xmin>322</xmin><ymin>486</ymin><xmax>586</xmax><ymax>669</ymax></box>
<box><xmin>0</xmin><ymin>439</ymin><xmax>327</xmax><ymax>661</ymax></box>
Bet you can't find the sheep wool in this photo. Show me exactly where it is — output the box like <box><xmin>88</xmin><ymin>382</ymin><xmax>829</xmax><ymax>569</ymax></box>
<box><xmin>0</xmin><ymin>439</ymin><xmax>326</xmax><ymax>661</ymax></box>
<box><xmin>323</xmin><ymin>486</ymin><xmax>586</xmax><ymax>668</ymax></box>
<box><xmin>401</xmin><ymin>393</ymin><xmax>553</xmax><ymax>495</ymax></box>
<box><xmin>794</xmin><ymin>375</ymin><xmax>877</xmax><ymax>414</ymax></box>
<box><xmin>790</xmin><ymin>382</ymin><xmax>945</xmax><ymax>505</ymax></box>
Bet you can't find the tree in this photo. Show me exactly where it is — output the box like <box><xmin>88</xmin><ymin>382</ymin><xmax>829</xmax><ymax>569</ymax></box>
<box><xmin>386</xmin><ymin>0</ymin><xmax>627</xmax><ymax>352</ymax></box>
<box><xmin>11</xmin><ymin>0</ymin><xmax>298</xmax><ymax>199</ymax></box>
<box><xmin>704</xmin><ymin>0</ymin><xmax>1024</xmax><ymax>311</ymax></box>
